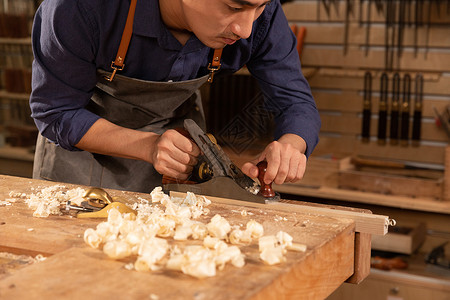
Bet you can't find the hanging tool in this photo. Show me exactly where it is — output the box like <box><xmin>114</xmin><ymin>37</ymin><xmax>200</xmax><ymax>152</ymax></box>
<box><xmin>412</xmin><ymin>74</ymin><xmax>424</xmax><ymax>146</ymax></box>
<box><xmin>432</xmin><ymin>105</ymin><xmax>450</xmax><ymax>140</ymax></box>
<box><xmin>343</xmin><ymin>0</ymin><xmax>354</xmax><ymax>55</ymax></box>
<box><xmin>425</xmin><ymin>242</ymin><xmax>450</xmax><ymax>273</ymax></box>
<box><xmin>390</xmin><ymin>73</ymin><xmax>401</xmax><ymax>145</ymax></box>
<box><xmin>397</xmin><ymin>0</ymin><xmax>407</xmax><ymax>69</ymax></box>
<box><xmin>359</xmin><ymin>0</ymin><xmax>364</xmax><ymax>26</ymax></box>
<box><xmin>364</xmin><ymin>0</ymin><xmax>372</xmax><ymax>56</ymax></box>
<box><xmin>318</xmin><ymin>0</ymin><xmax>332</xmax><ymax>20</ymax></box>
<box><xmin>163</xmin><ymin>119</ymin><xmax>280</xmax><ymax>204</ymax></box>
<box><xmin>400</xmin><ymin>73</ymin><xmax>411</xmax><ymax>146</ymax></box>
<box><xmin>361</xmin><ymin>71</ymin><xmax>372</xmax><ymax>143</ymax></box>
<box><xmin>377</xmin><ymin>73</ymin><xmax>388</xmax><ymax>145</ymax></box>
<box><xmin>415</xmin><ymin>0</ymin><xmax>424</xmax><ymax>58</ymax></box>
<box><xmin>384</xmin><ymin>0</ymin><xmax>396</xmax><ymax>71</ymax></box>
<box><xmin>424</xmin><ymin>0</ymin><xmax>433</xmax><ymax>59</ymax></box>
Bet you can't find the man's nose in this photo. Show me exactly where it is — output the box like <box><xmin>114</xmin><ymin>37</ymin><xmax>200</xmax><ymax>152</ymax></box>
<box><xmin>230</xmin><ymin>11</ymin><xmax>256</xmax><ymax>40</ymax></box>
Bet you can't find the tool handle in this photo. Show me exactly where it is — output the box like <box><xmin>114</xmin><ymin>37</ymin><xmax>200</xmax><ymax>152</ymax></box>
<box><xmin>257</xmin><ymin>161</ymin><xmax>275</xmax><ymax>198</ymax></box>
<box><xmin>377</xmin><ymin>109</ymin><xmax>387</xmax><ymax>143</ymax></box>
<box><xmin>412</xmin><ymin>109</ymin><xmax>422</xmax><ymax>143</ymax></box>
<box><xmin>390</xmin><ymin>109</ymin><xmax>399</xmax><ymax>142</ymax></box>
<box><xmin>362</xmin><ymin>108</ymin><xmax>371</xmax><ymax>142</ymax></box>
<box><xmin>296</xmin><ymin>26</ymin><xmax>307</xmax><ymax>58</ymax></box>
<box><xmin>401</xmin><ymin>110</ymin><xmax>410</xmax><ymax>144</ymax></box>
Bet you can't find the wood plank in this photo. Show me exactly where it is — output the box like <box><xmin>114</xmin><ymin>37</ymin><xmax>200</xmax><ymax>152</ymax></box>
<box><xmin>338</xmin><ymin>170</ymin><xmax>443</xmax><ymax>199</ymax></box>
<box><xmin>308</xmin><ymin>71</ymin><xmax>450</xmax><ymax>95</ymax></box>
<box><xmin>170</xmin><ymin>191</ymin><xmax>389</xmax><ymax>236</ymax></box>
<box><xmin>293</xmin><ymin>23</ymin><xmax>450</xmax><ymax>48</ymax></box>
<box><xmin>319</xmin><ymin>113</ymin><xmax>448</xmax><ymax>143</ymax></box>
<box><xmin>0</xmin><ymin>229</ymin><xmax>353</xmax><ymax>300</ymax></box>
<box><xmin>314</xmin><ymin>135</ymin><xmax>446</xmax><ymax>165</ymax></box>
<box><xmin>313</xmin><ymin>90</ymin><xmax>449</xmax><ymax>118</ymax></box>
<box><xmin>0</xmin><ymin>175</ymin><xmax>359</xmax><ymax>299</ymax></box>
<box><xmin>283</xmin><ymin>1</ymin><xmax>450</xmax><ymax>24</ymax></box>
<box><xmin>301</xmin><ymin>47</ymin><xmax>450</xmax><ymax>72</ymax></box>
<box><xmin>445</xmin><ymin>146</ymin><xmax>450</xmax><ymax>201</ymax></box>
<box><xmin>274</xmin><ymin>183</ymin><xmax>450</xmax><ymax>215</ymax></box>
<box><xmin>346</xmin><ymin>232</ymin><xmax>371</xmax><ymax>284</ymax></box>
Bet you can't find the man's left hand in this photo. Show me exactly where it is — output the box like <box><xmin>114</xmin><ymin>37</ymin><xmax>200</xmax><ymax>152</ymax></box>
<box><xmin>241</xmin><ymin>134</ymin><xmax>307</xmax><ymax>185</ymax></box>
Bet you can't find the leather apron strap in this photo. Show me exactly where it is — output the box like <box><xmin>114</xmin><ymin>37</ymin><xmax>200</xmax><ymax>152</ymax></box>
<box><xmin>105</xmin><ymin>0</ymin><xmax>138</xmax><ymax>81</ymax></box>
<box><xmin>105</xmin><ymin>0</ymin><xmax>223</xmax><ymax>83</ymax></box>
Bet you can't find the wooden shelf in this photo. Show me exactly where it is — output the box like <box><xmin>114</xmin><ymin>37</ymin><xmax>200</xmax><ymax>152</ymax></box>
<box><xmin>0</xmin><ymin>37</ymin><xmax>31</xmax><ymax>45</ymax></box>
<box><xmin>0</xmin><ymin>90</ymin><xmax>30</xmax><ymax>101</ymax></box>
<box><xmin>274</xmin><ymin>183</ymin><xmax>450</xmax><ymax>215</ymax></box>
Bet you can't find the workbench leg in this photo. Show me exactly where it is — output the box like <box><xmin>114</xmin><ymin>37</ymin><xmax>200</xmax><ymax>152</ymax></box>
<box><xmin>345</xmin><ymin>232</ymin><xmax>371</xmax><ymax>284</ymax></box>
<box><xmin>444</xmin><ymin>146</ymin><xmax>450</xmax><ymax>201</ymax></box>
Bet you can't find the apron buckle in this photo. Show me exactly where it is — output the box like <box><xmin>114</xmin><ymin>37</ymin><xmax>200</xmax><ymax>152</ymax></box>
<box><xmin>105</xmin><ymin>61</ymin><xmax>125</xmax><ymax>82</ymax></box>
<box><xmin>207</xmin><ymin>62</ymin><xmax>221</xmax><ymax>83</ymax></box>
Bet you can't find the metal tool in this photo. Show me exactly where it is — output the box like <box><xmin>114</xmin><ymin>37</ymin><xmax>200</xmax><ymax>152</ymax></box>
<box><xmin>414</xmin><ymin>0</ymin><xmax>424</xmax><ymax>58</ymax></box>
<box><xmin>361</xmin><ymin>71</ymin><xmax>372</xmax><ymax>143</ymax></box>
<box><xmin>64</xmin><ymin>187</ymin><xmax>136</xmax><ymax>218</ymax></box>
<box><xmin>425</xmin><ymin>242</ymin><xmax>450</xmax><ymax>276</ymax></box>
<box><xmin>390</xmin><ymin>73</ymin><xmax>401</xmax><ymax>145</ymax></box>
<box><xmin>412</xmin><ymin>74</ymin><xmax>424</xmax><ymax>146</ymax></box>
<box><xmin>343</xmin><ymin>0</ymin><xmax>354</xmax><ymax>55</ymax></box>
<box><xmin>396</xmin><ymin>0</ymin><xmax>406</xmax><ymax>68</ymax></box>
<box><xmin>400</xmin><ymin>73</ymin><xmax>411</xmax><ymax>146</ymax></box>
<box><xmin>364</xmin><ymin>0</ymin><xmax>372</xmax><ymax>56</ymax></box>
<box><xmin>377</xmin><ymin>73</ymin><xmax>388</xmax><ymax>145</ymax></box>
<box><xmin>163</xmin><ymin>119</ymin><xmax>280</xmax><ymax>204</ymax></box>
<box><xmin>385</xmin><ymin>0</ymin><xmax>395</xmax><ymax>71</ymax></box>
<box><xmin>432</xmin><ymin>104</ymin><xmax>450</xmax><ymax>140</ymax></box>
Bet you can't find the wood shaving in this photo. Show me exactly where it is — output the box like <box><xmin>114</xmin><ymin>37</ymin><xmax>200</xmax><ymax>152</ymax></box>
<box><xmin>82</xmin><ymin>187</ymin><xmax>307</xmax><ymax>278</ymax></box>
<box><xmin>7</xmin><ymin>185</ymin><xmax>86</xmax><ymax>218</ymax></box>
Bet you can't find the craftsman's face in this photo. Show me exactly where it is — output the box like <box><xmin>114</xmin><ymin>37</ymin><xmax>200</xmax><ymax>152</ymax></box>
<box><xmin>181</xmin><ymin>0</ymin><xmax>271</xmax><ymax>48</ymax></box>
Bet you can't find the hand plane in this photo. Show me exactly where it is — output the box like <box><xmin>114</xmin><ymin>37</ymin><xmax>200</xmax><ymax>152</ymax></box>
<box><xmin>162</xmin><ymin>119</ymin><xmax>280</xmax><ymax>204</ymax></box>
<box><xmin>65</xmin><ymin>187</ymin><xmax>136</xmax><ymax>218</ymax></box>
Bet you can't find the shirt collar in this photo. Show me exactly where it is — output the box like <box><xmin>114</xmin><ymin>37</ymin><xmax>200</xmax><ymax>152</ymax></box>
<box><xmin>133</xmin><ymin>0</ymin><xmax>206</xmax><ymax>52</ymax></box>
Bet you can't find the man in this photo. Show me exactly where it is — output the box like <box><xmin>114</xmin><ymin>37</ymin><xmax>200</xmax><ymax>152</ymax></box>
<box><xmin>30</xmin><ymin>0</ymin><xmax>320</xmax><ymax>193</ymax></box>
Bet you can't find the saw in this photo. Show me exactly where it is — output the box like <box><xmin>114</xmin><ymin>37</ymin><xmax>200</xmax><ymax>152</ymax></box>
<box><xmin>162</xmin><ymin>119</ymin><xmax>280</xmax><ymax>204</ymax></box>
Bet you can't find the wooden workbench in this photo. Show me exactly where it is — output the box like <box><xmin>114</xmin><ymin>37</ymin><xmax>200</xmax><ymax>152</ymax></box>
<box><xmin>0</xmin><ymin>175</ymin><xmax>372</xmax><ymax>300</ymax></box>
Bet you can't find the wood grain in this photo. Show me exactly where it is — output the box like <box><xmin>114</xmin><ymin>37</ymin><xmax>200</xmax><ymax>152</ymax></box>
<box><xmin>0</xmin><ymin>175</ymin><xmax>361</xmax><ymax>299</ymax></box>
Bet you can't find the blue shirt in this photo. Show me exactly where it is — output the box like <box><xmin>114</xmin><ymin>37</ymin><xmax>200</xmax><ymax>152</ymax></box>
<box><xmin>30</xmin><ymin>0</ymin><xmax>320</xmax><ymax>157</ymax></box>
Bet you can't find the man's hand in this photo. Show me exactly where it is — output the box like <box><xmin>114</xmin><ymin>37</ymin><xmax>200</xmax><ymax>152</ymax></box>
<box><xmin>241</xmin><ymin>134</ymin><xmax>307</xmax><ymax>185</ymax></box>
<box><xmin>148</xmin><ymin>129</ymin><xmax>201</xmax><ymax>180</ymax></box>
<box><xmin>75</xmin><ymin>119</ymin><xmax>200</xmax><ymax>180</ymax></box>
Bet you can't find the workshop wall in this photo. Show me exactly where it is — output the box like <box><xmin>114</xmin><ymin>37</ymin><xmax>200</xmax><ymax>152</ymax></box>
<box><xmin>284</xmin><ymin>0</ymin><xmax>450</xmax><ymax>165</ymax></box>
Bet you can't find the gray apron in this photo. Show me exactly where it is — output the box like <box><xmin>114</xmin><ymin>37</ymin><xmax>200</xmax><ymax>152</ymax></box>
<box><xmin>33</xmin><ymin>69</ymin><xmax>209</xmax><ymax>193</ymax></box>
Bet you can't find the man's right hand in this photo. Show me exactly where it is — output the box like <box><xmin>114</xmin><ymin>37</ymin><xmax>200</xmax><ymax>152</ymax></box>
<box><xmin>149</xmin><ymin>129</ymin><xmax>201</xmax><ymax>180</ymax></box>
<box><xmin>75</xmin><ymin>119</ymin><xmax>201</xmax><ymax>180</ymax></box>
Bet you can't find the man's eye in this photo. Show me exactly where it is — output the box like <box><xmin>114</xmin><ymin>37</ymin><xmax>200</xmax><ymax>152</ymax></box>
<box><xmin>229</xmin><ymin>6</ymin><xmax>242</xmax><ymax>12</ymax></box>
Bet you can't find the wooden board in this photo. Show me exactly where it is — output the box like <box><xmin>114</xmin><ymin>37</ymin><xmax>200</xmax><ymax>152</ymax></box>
<box><xmin>0</xmin><ymin>175</ymin><xmax>361</xmax><ymax>299</ymax></box>
<box><xmin>170</xmin><ymin>192</ymin><xmax>388</xmax><ymax>236</ymax></box>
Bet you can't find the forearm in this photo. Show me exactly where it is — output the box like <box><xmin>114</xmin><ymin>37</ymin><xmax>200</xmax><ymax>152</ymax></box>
<box><xmin>277</xmin><ymin>133</ymin><xmax>307</xmax><ymax>155</ymax></box>
<box><xmin>75</xmin><ymin>118</ymin><xmax>157</xmax><ymax>163</ymax></box>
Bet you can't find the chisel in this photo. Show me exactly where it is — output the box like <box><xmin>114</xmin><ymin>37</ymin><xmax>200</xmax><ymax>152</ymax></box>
<box><xmin>390</xmin><ymin>73</ymin><xmax>401</xmax><ymax>145</ymax></box>
<box><xmin>412</xmin><ymin>74</ymin><xmax>424</xmax><ymax>146</ymax></box>
<box><xmin>401</xmin><ymin>74</ymin><xmax>411</xmax><ymax>146</ymax></box>
<box><xmin>362</xmin><ymin>71</ymin><xmax>372</xmax><ymax>143</ymax></box>
<box><xmin>343</xmin><ymin>0</ymin><xmax>354</xmax><ymax>55</ymax></box>
<box><xmin>415</xmin><ymin>0</ymin><xmax>423</xmax><ymax>58</ymax></box>
<box><xmin>364</xmin><ymin>0</ymin><xmax>372</xmax><ymax>56</ymax></box>
<box><xmin>378</xmin><ymin>73</ymin><xmax>388</xmax><ymax>145</ymax></box>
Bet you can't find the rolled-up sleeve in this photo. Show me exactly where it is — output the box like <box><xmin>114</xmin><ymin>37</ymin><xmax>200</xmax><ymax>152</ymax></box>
<box><xmin>30</xmin><ymin>0</ymin><xmax>100</xmax><ymax>151</ymax></box>
<box><xmin>247</xmin><ymin>2</ymin><xmax>321</xmax><ymax>158</ymax></box>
